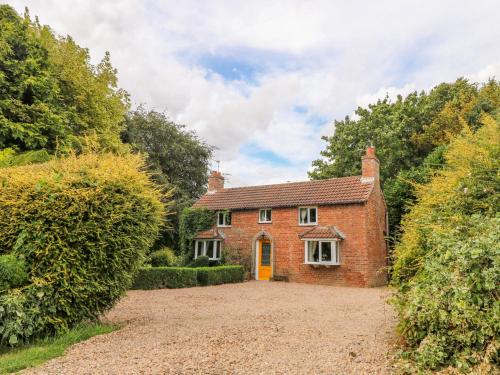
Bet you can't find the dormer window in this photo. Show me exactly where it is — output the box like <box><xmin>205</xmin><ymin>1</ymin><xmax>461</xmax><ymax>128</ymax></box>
<box><xmin>299</xmin><ymin>207</ymin><xmax>317</xmax><ymax>225</ymax></box>
<box><xmin>259</xmin><ymin>209</ymin><xmax>272</xmax><ymax>223</ymax></box>
<box><xmin>217</xmin><ymin>211</ymin><xmax>232</xmax><ymax>227</ymax></box>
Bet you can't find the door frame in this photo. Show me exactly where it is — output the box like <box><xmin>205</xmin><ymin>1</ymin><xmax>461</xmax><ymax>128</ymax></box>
<box><xmin>255</xmin><ymin>238</ymin><xmax>273</xmax><ymax>280</ymax></box>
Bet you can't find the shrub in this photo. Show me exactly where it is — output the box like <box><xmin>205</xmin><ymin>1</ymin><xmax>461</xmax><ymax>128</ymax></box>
<box><xmin>221</xmin><ymin>246</ymin><xmax>252</xmax><ymax>274</ymax></box>
<box><xmin>391</xmin><ymin>115</ymin><xmax>500</xmax><ymax>372</ymax></box>
<box><xmin>0</xmin><ymin>254</ymin><xmax>28</xmax><ymax>291</ymax></box>
<box><xmin>196</xmin><ymin>266</ymin><xmax>245</xmax><ymax>286</ymax></box>
<box><xmin>150</xmin><ymin>248</ymin><xmax>178</xmax><ymax>267</ymax></box>
<box><xmin>131</xmin><ymin>267</ymin><xmax>198</xmax><ymax>290</ymax></box>
<box><xmin>189</xmin><ymin>255</ymin><xmax>209</xmax><ymax>268</ymax></box>
<box><xmin>0</xmin><ymin>153</ymin><xmax>165</xmax><ymax>346</ymax></box>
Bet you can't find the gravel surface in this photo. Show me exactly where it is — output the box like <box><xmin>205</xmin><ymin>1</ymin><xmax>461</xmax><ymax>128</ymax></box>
<box><xmin>24</xmin><ymin>281</ymin><xmax>397</xmax><ymax>375</ymax></box>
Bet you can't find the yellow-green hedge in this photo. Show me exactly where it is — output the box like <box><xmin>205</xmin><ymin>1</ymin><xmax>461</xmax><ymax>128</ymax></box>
<box><xmin>0</xmin><ymin>153</ymin><xmax>165</xmax><ymax>346</ymax></box>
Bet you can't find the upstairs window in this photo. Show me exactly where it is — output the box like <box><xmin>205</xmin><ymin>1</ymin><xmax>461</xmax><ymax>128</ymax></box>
<box><xmin>259</xmin><ymin>209</ymin><xmax>272</xmax><ymax>223</ymax></box>
<box><xmin>195</xmin><ymin>240</ymin><xmax>221</xmax><ymax>260</ymax></box>
<box><xmin>217</xmin><ymin>211</ymin><xmax>231</xmax><ymax>227</ymax></box>
<box><xmin>304</xmin><ymin>240</ymin><xmax>340</xmax><ymax>265</ymax></box>
<box><xmin>299</xmin><ymin>207</ymin><xmax>317</xmax><ymax>225</ymax></box>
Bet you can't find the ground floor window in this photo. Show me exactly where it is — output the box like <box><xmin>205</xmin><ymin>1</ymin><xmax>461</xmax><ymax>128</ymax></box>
<box><xmin>195</xmin><ymin>240</ymin><xmax>221</xmax><ymax>260</ymax></box>
<box><xmin>304</xmin><ymin>240</ymin><xmax>340</xmax><ymax>265</ymax></box>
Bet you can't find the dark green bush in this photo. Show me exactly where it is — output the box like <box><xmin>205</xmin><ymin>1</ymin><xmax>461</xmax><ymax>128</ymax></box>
<box><xmin>0</xmin><ymin>254</ymin><xmax>28</xmax><ymax>291</ymax></box>
<box><xmin>131</xmin><ymin>267</ymin><xmax>198</xmax><ymax>290</ymax></box>
<box><xmin>150</xmin><ymin>248</ymin><xmax>178</xmax><ymax>267</ymax></box>
<box><xmin>178</xmin><ymin>207</ymin><xmax>215</xmax><ymax>256</ymax></box>
<box><xmin>189</xmin><ymin>255</ymin><xmax>209</xmax><ymax>267</ymax></box>
<box><xmin>196</xmin><ymin>266</ymin><xmax>245</xmax><ymax>286</ymax></box>
<box><xmin>0</xmin><ymin>153</ymin><xmax>165</xmax><ymax>346</ymax></box>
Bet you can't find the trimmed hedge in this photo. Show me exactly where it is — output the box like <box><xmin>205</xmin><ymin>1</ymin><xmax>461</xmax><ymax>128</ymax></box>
<box><xmin>196</xmin><ymin>266</ymin><xmax>245</xmax><ymax>286</ymax></box>
<box><xmin>131</xmin><ymin>265</ymin><xmax>244</xmax><ymax>290</ymax></box>
<box><xmin>131</xmin><ymin>267</ymin><xmax>198</xmax><ymax>290</ymax></box>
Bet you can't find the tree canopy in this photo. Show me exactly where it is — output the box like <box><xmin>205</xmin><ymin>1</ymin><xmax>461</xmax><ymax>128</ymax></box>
<box><xmin>0</xmin><ymin>5</ymin><xmax>129</xmax><ymax>155</ymax></box>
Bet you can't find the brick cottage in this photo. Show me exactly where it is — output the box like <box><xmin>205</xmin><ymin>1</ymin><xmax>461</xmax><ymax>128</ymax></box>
<box><xmin>192</xmin><ymin>147</ymin><xmax>388</xmax><ymax>287</ymax></box>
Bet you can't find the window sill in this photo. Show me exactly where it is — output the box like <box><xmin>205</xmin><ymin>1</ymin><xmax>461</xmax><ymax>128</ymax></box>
<box><xmin>258</xmin><ymin>221</ymin><xmax>272</xmax><ymax>224</ymax></box>
<box><xmin>216</xmin><ymin>225</ymin><xmax>231</xmax><ymax>228</ymax></box>
<box><xmin>304</xmin><ymin>262</ymin><xmax>340</xmax><ymax>267</ymax></box>
<box><xmin>299</xmin><ymin>223</ymin><xmax>318</xmax><ymax>226</ymax></box>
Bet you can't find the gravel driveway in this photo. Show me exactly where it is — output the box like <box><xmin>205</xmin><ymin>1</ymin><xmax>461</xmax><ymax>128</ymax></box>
<box><xmin>25</xmin><ymin>281</ymin><xmax>397</xmax><ymax>374</ymax></box>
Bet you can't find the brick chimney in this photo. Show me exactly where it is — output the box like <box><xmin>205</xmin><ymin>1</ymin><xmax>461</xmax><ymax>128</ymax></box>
<box><xmin>208</xmin><ymin>170</ymin><xmax>224</xmax><ymax>193</ymax></box>
<box><xmin>361</xmin><ymin>146</ymin><xmax>379</xmax><ymax>182</ymax></box>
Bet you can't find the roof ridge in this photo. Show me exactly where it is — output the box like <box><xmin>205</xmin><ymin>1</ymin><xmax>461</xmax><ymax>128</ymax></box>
<box><xmin>217</xmin><ymin>175</ymin><xmax>363</xmax><ymax>192</ymax></box>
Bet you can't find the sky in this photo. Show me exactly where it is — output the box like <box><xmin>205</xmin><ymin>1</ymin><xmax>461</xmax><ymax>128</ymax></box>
<box><xmin>9</xmin><ymin>0</ymin><xmax>500</xmax><ymax>187</ymax></box>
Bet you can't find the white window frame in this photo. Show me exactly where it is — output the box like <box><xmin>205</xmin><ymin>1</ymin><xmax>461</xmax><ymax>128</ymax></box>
<box><xmin>216</xmin><ymin>211</ymin><xmax>232</xmax><ymax>227</ymax></box>
<box><xmin>194</xmin><ymin>240</ymin><xmax>222</xmax><ymax>260</ymax></box>
<box><xmin>258</xmin><ymin>208</ymin><xmax>272</xmax><ymax>223</ymax></box>
<box><xmin>303</xmin><ymin>239</ymin><xmax>340</xmax><ymax>265</ymax></box>
<box><xmin>298</xmin><ymin>207</ymin><xmax>318</xmax><ymax>226</ymax></box>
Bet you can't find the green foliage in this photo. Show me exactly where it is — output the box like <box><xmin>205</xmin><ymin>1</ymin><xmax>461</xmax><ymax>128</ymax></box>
<box><xmin>178</xmin><ymin>207</ymin><xmax>215</xmax><ymax>256</ymax></box>
<box><xmin>391</xmin><ymin>115</ymin><xmax>500</xmax><ymax>372</ymax></box>
<box><xmin>149</xmin><ymin>248</ymin><xmax>179</xmax><ymax>267</ymax></box>
<box><xmin>0</xmin><ymin>323</ymin><xmax>118</xmax><ymax>374</ymax></box>
<box><xmin>188</xmin><ymin>256</ymin><xmax>209</xmax><ymax>268</ymax></box>
<box><xmin>122</xmin><ymin>107</ymin><xmax>214</xmax><ymax>200</ymax></box>
<box><xmin>0</xmin><ymin>5</ymin><xmax>128</xmax><ymax>154</ymax></box>
<box><xmin>196</xmin><ymin>266</ymin><xmax>245</xmax><ymax>286</ymax></box>
<box><xmin>122</xmin><ymin>108</ymin><xmax>214</xmax><ymax>250</ymax></box>
<box><xmin>130</xmin><ymin>266</ymin><xmax>244</xmax><ymax>290</ymax></box>
<box><xmin>0</xmin><ymin>153</ymin><xmax>165</xmax><ymax>346</ymax></box>
<box><xmin>221</xmin><ymin>246</ymin><xmax>252</xmax><ymax>275</ymax></box>
<box><xmin>0</xmin><ymin>254</ymin><xmax>28</xmax><ymax>291</ymax></box>
<box><xmin>131</xmin><ymin>267</ymin><xmax>198</xmax><ymax>290</ymax></box>
<box><xmin>0</xmin><ymin>149</ymin><xmax>50</xmax><ymax>168</ymax></box>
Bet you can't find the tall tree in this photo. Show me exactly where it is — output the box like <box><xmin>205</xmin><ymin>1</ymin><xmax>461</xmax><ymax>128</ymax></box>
<box><xmin>0</xmin><ymin>5</ymin><xmax>128</xmax><ymax>155</ymax></box>
<box><xmin>122</xmin><ymin>107</ymin><xmax>214</xmax><ymax>250</ymax></box>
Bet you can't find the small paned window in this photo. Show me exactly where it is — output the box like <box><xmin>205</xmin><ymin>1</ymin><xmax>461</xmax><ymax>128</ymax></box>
<box><xmin>259</xmin><ymin>209</ymin><xmax>272</xmax><ymax>223</ymax></box>
<box><xmin>299</xmin><ymin>207</ymin><xmax>318</xmax><ymax>225</ymax></box>
<box><xmin>217</xmin><ymin>211</ymin><xmax>231</xmax><ymax>227</ymax></box>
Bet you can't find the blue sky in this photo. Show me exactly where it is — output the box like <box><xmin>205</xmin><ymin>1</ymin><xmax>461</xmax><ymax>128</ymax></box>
<box><xmin>10</xmin><ymin>0</ymin><xmax>500</xmax><ymax>186</ymax></box>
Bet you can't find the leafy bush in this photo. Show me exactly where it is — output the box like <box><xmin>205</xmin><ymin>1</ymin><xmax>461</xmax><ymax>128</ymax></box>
<box><xmin>0</xmin><ymin>254</ymin><xmax>28</xmax><ymax>291</ymax></box>
<box><xmin>196</xmin><ymin>266</ymin><xmax>245</xmax><ymax>286</ymax></box>
<box><xmin>149</xmin><ymin>248</ymin><xmax>179</xmax><ymax>267</ymax></box>
<box><xmin>131</xmin><ymin>267</ymin><xmax>198</xmax><ymax>290</ymax></box>
<box><xmin>0</xmin><ymin>153</ymin><xmax>165</xmax><ymax>346</ymax></box>
<box><xmin>189</xmin><ymin>256</ymin><xmax>209</xmax><ymax>268</ymax></box>
<box><xmin>221</xmin><ymin>246</ymin><xmax>252</xmax><ymax>275</ymax></box>
<box><xmin>391</xmin><ymin>115</ymin><xmax>500</xmax><ymax>372</ymax></box>
<box><xmin>178</xmin><ymin>207</ymin><xmax>215</xmax><ymax>256</ymax></box>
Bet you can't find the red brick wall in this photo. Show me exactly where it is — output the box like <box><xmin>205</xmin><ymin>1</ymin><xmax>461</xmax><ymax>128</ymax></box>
<box><xmin>215</xmin><ymin>186</ymin><xmax>387</xmax><ymax>287</ymax></box>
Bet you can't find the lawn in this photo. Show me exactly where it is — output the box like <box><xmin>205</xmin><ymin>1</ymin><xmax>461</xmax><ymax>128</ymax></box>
<box><xmin>0</xmin><ymin>323</ymin><xmax>118</xmax><ymax>374</ymax></box>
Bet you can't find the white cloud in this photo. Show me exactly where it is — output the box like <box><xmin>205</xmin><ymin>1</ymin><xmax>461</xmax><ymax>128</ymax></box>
<box><xmin>8</xmin><ymin>0</ymin><xmax>500</xmax><ymax>186</ymax></box>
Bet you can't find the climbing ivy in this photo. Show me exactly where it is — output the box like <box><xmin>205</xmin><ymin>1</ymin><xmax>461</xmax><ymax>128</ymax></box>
<box><xmin>178</xmin><ymin>207</ymin><xmax>215</xmax><ymax>258</ymax></box>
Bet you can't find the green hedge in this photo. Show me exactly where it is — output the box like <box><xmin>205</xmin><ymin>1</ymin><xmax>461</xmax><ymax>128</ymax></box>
<box><xmin>196</xmin><ymin>266</ymin><xmax>245</xmax><ymax>286</ymax></box>
<box><xmin>131</xmin><ymin>266</ymin><xmax>244</xmax><ymax>290</ymax></box>
<box><xmin>0</xmin><ymin>153</ymin><xmax>164</xmax><ymax>347</ymax></box>
<box><xmin>131</xmin><ymin>267</ymin><xmax>198</xmax><ymax>290</ymax></box>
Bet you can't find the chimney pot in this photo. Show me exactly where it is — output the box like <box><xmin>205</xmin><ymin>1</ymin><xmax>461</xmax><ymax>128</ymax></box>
<box><xmin>208</xmin><ymin>170</ymin><xmax>224</xmax><ymax>192</ymax></box>
<box><xmin>361</xmin><ymin>146</ymin><xmax>379</xmax><ymax>181</ymax></box>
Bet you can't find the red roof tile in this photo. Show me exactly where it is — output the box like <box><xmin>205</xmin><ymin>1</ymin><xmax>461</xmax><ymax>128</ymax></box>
<box><xmin>299</xmin><ymin>226</ymin><xmax>345</xmax><ymax>240</ymax></box>
<box><xmin>193</xmin><ymin>228</ymin><xmax>225</xmax><ymax>240</ymax></box>
<box><xmin>193</xmin><ymin>176</ymin><xmax>373</xmax><ymax>210</ymax></box>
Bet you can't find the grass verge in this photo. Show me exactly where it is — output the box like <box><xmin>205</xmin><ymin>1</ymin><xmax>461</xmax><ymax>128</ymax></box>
<box><xmin>0</xmin><ymin>323</ymin><xmax>118</xmax><ymax>374</ymax></box>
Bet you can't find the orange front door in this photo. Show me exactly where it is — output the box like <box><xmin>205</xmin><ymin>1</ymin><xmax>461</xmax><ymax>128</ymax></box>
<box><xmin>258</xmin><ymin>240</ymin><xmax>272</xmax><ymax>280</ymax></box>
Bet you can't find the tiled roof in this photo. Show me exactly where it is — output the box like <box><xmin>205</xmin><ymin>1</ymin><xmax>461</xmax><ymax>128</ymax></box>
<box><xmin>299</xmin><ymin>226</ymin><xmax>346</xmax><ymax>240</ymax></box>
<box><xmin>193</xmin><ymin>176</ymin><xmax>373</xmax><ymax>210</ymax></box>
<box><xmin>193</xmin><ymin>228</ymin><xmax>225</xmax><ymax>240</ymax></box>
